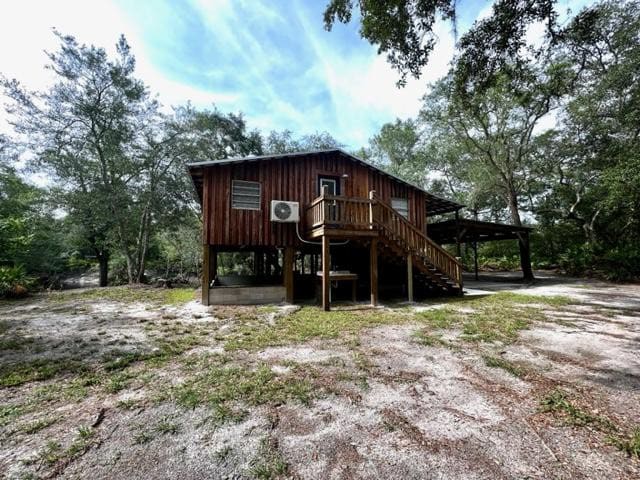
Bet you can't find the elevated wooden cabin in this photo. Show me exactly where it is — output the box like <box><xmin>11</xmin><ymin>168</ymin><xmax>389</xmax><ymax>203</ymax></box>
<box><xmin>188</xmin><ymin>149</ymin><xmax>472</xmax><ymax>309</ymax></box>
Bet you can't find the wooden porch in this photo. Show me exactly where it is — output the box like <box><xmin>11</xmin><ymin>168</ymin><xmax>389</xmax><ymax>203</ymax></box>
<box><xmin>304</xmin><ymin>190</ymin><xmax>464</xmax><ymax>311</ymax></box>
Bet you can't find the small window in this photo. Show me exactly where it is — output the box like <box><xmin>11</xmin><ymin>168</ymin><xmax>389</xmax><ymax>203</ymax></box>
<box><xmin>232</xmin><ymin>180</ymin><xmax>261</xmax><ymax>210</ymax></box>
<box><xmin>319</xmin><ymin>177</ymin><xmax>339</xmax><ymax>195</ymax></box>
<box><xmin>391</xmin><ymin>197</ymin><xmax>409</xmax><ymax>218</ymax></box>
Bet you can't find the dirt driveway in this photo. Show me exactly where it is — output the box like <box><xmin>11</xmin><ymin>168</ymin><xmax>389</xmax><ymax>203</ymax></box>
<box><xmin>1</xmin><ymin>273</ymin><xmax>639</xmax><ymax>479</ymax></box>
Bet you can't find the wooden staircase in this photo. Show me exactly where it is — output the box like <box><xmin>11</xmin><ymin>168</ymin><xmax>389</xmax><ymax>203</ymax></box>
<box><xmin>372</xmin><ymin>194</ymin><xmax>463</xmax><ymax>295</ymax></box>
<box><xmin>305</xmin><ymin>190</ymin><xmax>463</xmax><ymax>298</ymax></box>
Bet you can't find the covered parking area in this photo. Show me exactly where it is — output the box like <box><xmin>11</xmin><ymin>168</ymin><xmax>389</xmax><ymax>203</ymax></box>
<box><xmin>428</xmin><ymin>217</ymin><xmax>534</xmax><ymax>281</ymax></box>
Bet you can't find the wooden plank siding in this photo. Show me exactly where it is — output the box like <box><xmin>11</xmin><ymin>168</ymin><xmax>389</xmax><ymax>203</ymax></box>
<box><xmin>201</xmin><ymin>151</ymin><xmax>429</xmax><ymax>247</ymax></box>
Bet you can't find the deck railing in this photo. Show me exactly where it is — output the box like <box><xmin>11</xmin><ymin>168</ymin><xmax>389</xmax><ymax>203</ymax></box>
<box><xmin>372</xmin><ymin>193</ymin><xmax>462</xmax><ymax>287</ymax></box>
<box><xmin>305</xmin><ymin>194</ymin><xmax>373</xmax><ymax>230</ymax></box>
<box><xmin>304</xmin><ymin>191</ymin><xmax>462</xmax><ymax>288</ymax></box>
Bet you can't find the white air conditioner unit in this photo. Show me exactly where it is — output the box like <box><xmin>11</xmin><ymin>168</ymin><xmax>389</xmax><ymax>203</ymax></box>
<box><xmin>270</xmin><ymin>200</ymin><xmax>300</xmax><ymax>222</ymax></box>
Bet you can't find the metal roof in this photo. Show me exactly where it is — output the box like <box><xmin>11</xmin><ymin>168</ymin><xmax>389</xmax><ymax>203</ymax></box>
<box><xmin>187</xmin><ymin>148</ymin><xmax>464</xmax><ymax>215</ymax></box>
<box><xmin>428</xmin><ymin>218</ymin><xmax>532</xmax><ymax>244</ymax></box>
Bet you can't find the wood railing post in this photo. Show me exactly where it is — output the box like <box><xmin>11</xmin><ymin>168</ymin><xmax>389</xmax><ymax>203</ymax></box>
<box><xmin>321</xmin><ymin>185</ymin><xmax>329</xmax><ymax>224</ymax></box>
<box><xmin>369</xmin><ymin>190</ymin><xmax>376</xmax><ymax>229</ymax></box>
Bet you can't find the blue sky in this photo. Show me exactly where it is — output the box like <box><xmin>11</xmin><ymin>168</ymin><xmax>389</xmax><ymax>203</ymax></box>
<box><xmin>1</xmin><ymin>0</ymin><xmax>594</xmax><ymax>149</ymax></box>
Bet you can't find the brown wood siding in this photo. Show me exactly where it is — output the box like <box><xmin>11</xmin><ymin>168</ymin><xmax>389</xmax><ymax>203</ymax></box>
<box><xmin>202</xmin><ymin>152</ymin><xmax>429</xmax><ymax>247</ymax></box>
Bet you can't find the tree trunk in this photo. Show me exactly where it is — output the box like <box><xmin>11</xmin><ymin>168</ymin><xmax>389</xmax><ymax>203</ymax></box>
<box><xmin>506</xmin><ymin>187</ymin><xmax>522</xmax><ymax>226</ymax></box>
<box><xmin>97</xmin><ymin>251</ymin><xmax>109</xmax><ymax>287</ymax></box>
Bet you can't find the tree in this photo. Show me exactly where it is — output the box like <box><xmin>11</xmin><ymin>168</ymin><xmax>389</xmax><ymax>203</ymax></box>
<box><xmin>263</xmin><ymin>130</ymin><xmax>342</xmax><ymax>154</ymax></box>
<box><xmin>366</xmin><ymin>119</ymin><xmax>428</xmax><ymax>187</ymax></box>
<box><xmin>2</xmin><ymin>32</ymin><xmax>155</xmax><ymax>285</ymax></box>
<box><xmin>534</xmin><ymin>0</ymin><xmax>640</xmax><ymax>277</ymax></box>
<box><xmin>323</xmin><ymin>0</ymin><xmax>557</xmax><ymax>88</ymax></box>
<box><xmin>2</xmin><ymin>31</ymin><xmax>269</xmax><ymax>286</ymax></box>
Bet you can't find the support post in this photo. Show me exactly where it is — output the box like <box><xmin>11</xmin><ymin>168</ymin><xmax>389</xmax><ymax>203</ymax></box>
<box><xmin>284</xmin><ymin>246</ymin><xmax>294</xmax><ymax>304</ymax></box>
<box><xmin>370</xmin><ymin>238</ymin><xmax>378</xmax><ymax>306</ymax></box>
<box><xmin>473</xmin><ymin>241</ymin><xmax>479</xmax><ymax>281</ymax></box>
<box><xmin>322</xmin><ymin>236</ymin><xmax>331</xmax><ymax>311</ymax></box>
<box><xmin>210</xmin><ymin>246</ymin><xmax>217</xmax><ymax>284</ymax></box>
<box><xmin>407</xmin><ymin>254</ymin><xmax>414</xmax><ymax>302</ymax></box>
<box><xmin>455</xmin><ymin>209</ymin><xmax>462</xmax><ymax>258</ymax></box>
<box><xmin>517</xmin><ymin>231</ymin><xmax>534</xmax><ymax>282</ymax></box>
<box><xmin>201</xmin><ymin>244</ymin><xmax>211</xmax><ymax>306</ymax></box>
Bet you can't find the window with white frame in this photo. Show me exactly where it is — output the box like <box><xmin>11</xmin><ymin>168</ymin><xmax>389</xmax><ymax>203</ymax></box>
<box><xmin>231</xmin><ymin>180</ymin><xmax>261</xmax><ymax>210</ymax></box>
<box><xmin>391</xmin><ymin>197</ymin><xmax>409</xmax><ymax>218</ymax></box>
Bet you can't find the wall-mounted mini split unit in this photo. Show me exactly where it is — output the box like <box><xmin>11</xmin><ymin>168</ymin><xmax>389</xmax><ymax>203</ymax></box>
<box><xmin>270</xmin><ymin>200</ymin><xmax>300</xmax><ymax>222</ymax></box>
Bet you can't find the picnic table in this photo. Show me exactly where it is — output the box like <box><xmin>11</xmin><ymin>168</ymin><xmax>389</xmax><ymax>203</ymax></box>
<box><xmin>316</xmin><ymin>270</ymin><xmax>358</xmax><ymax>303</ymax></box>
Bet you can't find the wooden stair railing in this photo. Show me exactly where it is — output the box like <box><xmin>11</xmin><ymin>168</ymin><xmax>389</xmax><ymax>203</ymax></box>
<box><xmin>370</xmin><ymin>193</ymin><xmax>463</xmax><ymax>290</ymax></box>
<box><xmin>304</xmin><ymin>192</ymin><xmax>463</xmax><ymax>291</ymax></box>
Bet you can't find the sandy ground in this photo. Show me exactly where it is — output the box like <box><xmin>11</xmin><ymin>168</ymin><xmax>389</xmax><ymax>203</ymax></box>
<box><xmin>0</xmin><ymin>271</ymin><xmax>639</xmax><ymax>479</ymax></box>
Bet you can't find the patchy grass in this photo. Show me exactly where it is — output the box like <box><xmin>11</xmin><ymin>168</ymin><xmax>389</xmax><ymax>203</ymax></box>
<box><xmin>225</xmin><ymin>306</ymin><xmax>414</xmax><ymax>351</ymax></box>
<box><xmin>540</xmin><ymin>389</ymin><xmax>617</xmax><ymax>431</ymax></box>
<box><xmin>49</xmin><ymin>286</ymin><xmax>195</xmax><ymax>305</ymax></box>
<box><xmin>27</xmin><ymin>426</ymin><xmax>96</xmax><ymax>468</ymax></box>
<box><xmin>0</xmin><ymin>335</ymin><xmax>35</xmax><ymax>351</ymax></box>
<box><xmin>0</xmin><ymin>403</ymin><xmax>34</xmax><ymax>427</ymax></box>
<box><xmin>418</xmin><ymin>292</ymin><xmax>571</xmax><ymax>344</ymax></box>
<box><xmin>482</xmin><ymin>354</ymin><xmax>525</xmax><ymax>378</ymax></box>
<box><xmin>540</xmin><ymin>389</ymin><xmax>640</xmax><ymax>458</ymax></box>
<box><xmin>249</xmin><ymin>437</ymin><xmax>288</xmax><ymax>479</ymax></box>
<box><xmin>0</xmin><ymin>358</ymin><xmax>89</xmax><ymax>387</ymax></box>
<box><xmin>610</xmin><ymin>428</ymin><xmax>640</xmax><ymax>458</ymax></box>
<box><xmin>173</xmin><ymin>362</ymin><xmax>313</xmax><ymax>412</ymax></box>
<box><xmin>19</xmin><ymin>416</ymin><xmax>60</xmax><ymax>434</ymax></box>
<box><xmin>413</xmin><ymin>329</ymin><xmax>450</xmax><ymax>347</ymax></box>
<box><xmin>155</xmin><ymin>416</ymin><xmax>181</xmax><ymax>435</ymax></box>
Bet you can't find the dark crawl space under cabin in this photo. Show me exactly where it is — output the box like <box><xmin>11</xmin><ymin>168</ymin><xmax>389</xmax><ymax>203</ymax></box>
<box><xmin>188</xmin><ymin>149</ymin><xmax>533</xmax><ymax>310</ymax></box>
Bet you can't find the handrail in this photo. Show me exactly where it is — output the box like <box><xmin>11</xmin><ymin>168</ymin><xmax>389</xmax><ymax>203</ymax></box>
<box><xmin>371</xmin><ymin>193</ymin><xmax>462</xmax><ymax>288</ymax></box>
<box><xmin>304</xmin><ymin>193</ymin><xmax>462</xmax><ymax>288</ymax></box>
<box><xmin>305</xmin><ymin>194</ymin><xmax>373</xmax><ymax>229</ymax></box>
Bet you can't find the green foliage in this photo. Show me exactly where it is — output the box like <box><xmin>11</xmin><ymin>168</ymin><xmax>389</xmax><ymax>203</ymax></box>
<box><xmin>323</xmin><ymin>0</ymin><xmax>556</xmax><ymax>89</ymax></box>
<box><xmin>263</xmin><ymin>129</ymin><xmax>342</xmax><ymax>154</ymax></box>
<box><xmin>610</xmin><ymin>428</ymin><xmax>640</xmax><ymax>459</ymax></box>
<box><xmin>0</xmin><ymin>265</ymin><xmax>32</xmax><ymax>298</ymax></box>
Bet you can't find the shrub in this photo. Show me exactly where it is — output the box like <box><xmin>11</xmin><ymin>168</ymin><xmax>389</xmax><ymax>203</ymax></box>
<box><xmin>0</xmin><ymin>265</ymin><xmax>32</xmax><ymax>298</ymax></box>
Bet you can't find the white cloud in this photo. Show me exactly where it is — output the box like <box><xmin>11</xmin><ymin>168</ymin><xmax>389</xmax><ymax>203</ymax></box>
<box><xmin>1</xmin><ymin>0</ymin><xmax>594</xmax><ymax>153</ymax></box>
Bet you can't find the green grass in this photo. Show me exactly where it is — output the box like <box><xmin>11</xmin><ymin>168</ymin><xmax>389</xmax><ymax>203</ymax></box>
<box><xmin>609</xmin><ymin>428</ymin><xmax>640</xmax><ymax>458</ymax></box>
<box><xmin>482</xmin><ymin>354</ymin><xmax>525</xmax><ymax>377</ymax></box>
<box><xmin>413</xmin><ymin>329</ymin><xmax>449</xmax><ymax>347</ymax></box>
<box><xmin>155</xmin><ymin>417</ymin><xmax>181</xmax><ymax>435</ymax></box>
<box><xmin>49</xmin><ymin>286</ymin><xmax>195</xmax><ymax>305</ymax></box>
<box><xmin>418</xmin><ymin>292</ymin><xmax>571</xmax><ymax>344</ymax></box>
<box><xmin>225</xmin><ymin>306</ymin><xmax>414</xmax><ymax>351</ymax></box>
<box><xmin>173</xmin><ymin>363</ymin><xmax>313</xmax><ymax>413</ymax></box>
<box><xmin>540</xmin><ymin>389</ymin><xmax>616</xmax><ymax>431</ymax></box>
<box><xmin>249</xmin><ymin>437</ymin><xmax>288</xmax><ymax>479</ymax></box>
<box><xmin>19</xmin><ymin>416</ymin><xmax>59</xmax><ymax>434</ymax></box>
<box><xmin>0</xmin><ymin>403</ymin><xmax>34</xmax><ymax>427</ymax></box>
<box><xmin>0</xmin><ymin>358</ymin><xmax>89</xmax><ymax>387</ymax></box>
